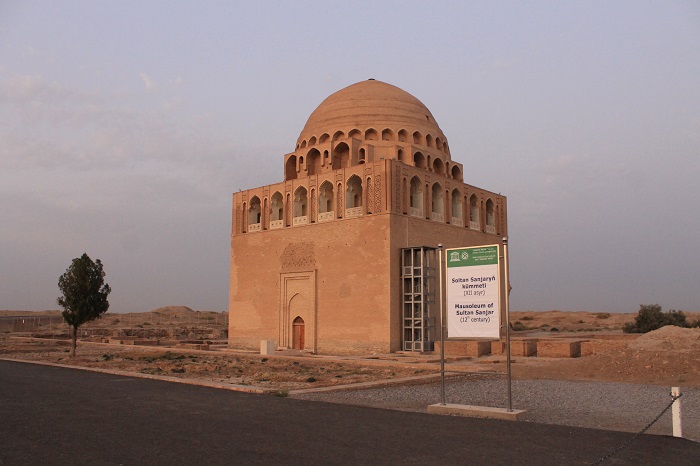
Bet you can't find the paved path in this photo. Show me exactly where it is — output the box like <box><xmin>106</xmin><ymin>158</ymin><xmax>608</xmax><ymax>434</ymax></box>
<box><xmin>1</xmin><ymin>360</ymin><xmax>698</xmax><ymax>465</ymax></box>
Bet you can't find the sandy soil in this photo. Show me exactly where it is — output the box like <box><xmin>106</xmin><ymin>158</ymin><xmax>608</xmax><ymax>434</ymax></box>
<box><xmin>462</xmin><ymin>325</ymin><xmax>698</xmax><ymax>388</ymax></box>
<box><xmin>0</xmin><ymin>337</ymin><xmax>435</xmax><ymax>391</ymax></box>
<box><xmin>2</xmin><ymin>309</ymin><xmax>699</xmax><ymax>390</ymax></box>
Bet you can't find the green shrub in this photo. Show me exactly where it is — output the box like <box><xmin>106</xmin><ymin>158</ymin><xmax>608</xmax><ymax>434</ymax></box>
<box><xmin>595</xmin><ymin>312</ymin><xmax>611</xmax><ymax>319</ymax></box>
<box><xmin>521</xmin><ymin>316</ymin><xmax>534</xmax><ymax>321</ymax></box>
<box><xmin>623</xmin><ymin>305</ymin><xmax>689</xmax><ymax>333</ymax></box>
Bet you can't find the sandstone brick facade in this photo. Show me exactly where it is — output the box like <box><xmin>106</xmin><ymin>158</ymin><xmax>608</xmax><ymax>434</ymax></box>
<box><xmin>229</xmin><ymin>80</ymin><xmax>508</xmax><ymax>354</ymax></box>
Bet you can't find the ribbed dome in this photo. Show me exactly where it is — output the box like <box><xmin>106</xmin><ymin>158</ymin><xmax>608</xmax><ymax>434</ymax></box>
<box><xmin>297</xmin><ymin>80</ymin><xmax>447</xmax><ymax>152</ymax></box>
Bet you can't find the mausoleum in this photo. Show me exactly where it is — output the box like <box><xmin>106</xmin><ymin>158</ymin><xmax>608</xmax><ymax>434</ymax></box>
<box><xmin>229</xmin><ymin>79</ymin><xmax>507</xmax><ymax>354</ymax></box>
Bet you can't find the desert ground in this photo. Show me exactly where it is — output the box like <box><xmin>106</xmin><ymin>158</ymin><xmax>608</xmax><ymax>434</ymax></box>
<box><xmin>1</xmin><ymin>306</ymin><xmax>699</xmax><ymax>391</ymax></box>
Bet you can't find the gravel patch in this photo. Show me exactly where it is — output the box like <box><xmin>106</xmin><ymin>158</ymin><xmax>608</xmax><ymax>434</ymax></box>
<box><xmin>293</xmin><ymin>376</ymin><xmax>699</xmax><ymax>442</ymax></box>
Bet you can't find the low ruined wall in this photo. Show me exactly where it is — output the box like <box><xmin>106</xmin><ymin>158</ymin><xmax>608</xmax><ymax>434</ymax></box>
<box><xmin>433</xmin><ymin>340</ymin><xmax>492</xmax><ymax>357</ymax></box>
<box><xmin>537</xmin><ymin>340</ymin><xmax>583</xmax><ymax>358</ymax></box>
<box><xmin>581</xmin><ymin>339</ymin><xmax>630</xmax><ymax>356</ymax></box>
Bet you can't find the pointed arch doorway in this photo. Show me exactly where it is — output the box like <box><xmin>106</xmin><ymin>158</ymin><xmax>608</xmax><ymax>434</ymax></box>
<box><xmin>292</xmin><ymin>316</ymin><xmax>305</xmax><ymax>350</ymax></box>
<box><xmin>279</xmin><ymin>271</ymin><xmax>317</xmax><ymax>353</ymax></box>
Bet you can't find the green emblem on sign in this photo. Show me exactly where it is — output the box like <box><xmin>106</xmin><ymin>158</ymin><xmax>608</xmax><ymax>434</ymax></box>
<box><xmin>447</xmin><ymin>245</ymin><xmax>499</xmax><ymax>267</ymax></box>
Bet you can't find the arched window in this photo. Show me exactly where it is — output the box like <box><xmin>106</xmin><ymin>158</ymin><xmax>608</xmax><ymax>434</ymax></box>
<box><xmin>433</xmin><ymin>158</ymin><xmax>445</xmax><ymax>175</ymax></box>
<box><xmin>345</xmin><ymin>175</ymin><xmax>362</xmax><ymax>209</ymax></box>
<box><xmin>451</xmin><ymin>165</ymin><xmax>462</xmax><ymax>181</ymax></box>
<box><xmin>308</xmin><ymin>136</ymin><xmax>317</xmax><ymax>146</ymax></box>
<box><xmin>348</xmin><ymin>129</ymin><xmax>361</xmax><ymax>139</ymax></box>
<box><xmin>469</xmin><ymin>194</ymin><xmax>479</xmax><ymax>229</ymax></box>
<box><xmin>398</xmin><ymin>149</ymin><xmax>405</xmax><ymax>163</ymax></box>
<box><xmin>293</xmin><ymin>187</ymin><xmax>308</xmax><ymax>224</ymax></box>
<box><xmin>398</xmin><ymin>129</ymin><xmax>408</xmax><ymax>142</ymax></box>
<box><xmin>270</xmin><ymin>192</ymin><xmax>283</xmax><ymax>228</ymax></box>
<box><xmin>412</xmin><ymin>131</ymin><xmax>423</xmax><ymax>145</ymax></box>
<box><xmin>285</xmin><ymin>155</ymin><xmax>297</xmax><ymax>181</ymax></box>
<box><xmin>431</xmin><ymin>183</ymin><xmax>443</xmax><ymax>221</ymax></box>
<box><xmin>381</xmin><ymin>128</ymin><xmax>394</xmax><ymax>141</ymax></box>
<box><xmin>332</xmin><ymin>130</ymin><xmax>345</xmax><ymax>141</ymax></box>
<box><xmin>300</xmin><ymin>140</ymin><xmax>307</xmax><ymax>148</ymax></box>
<box><xmin>318</xmin><ymin>181</ymin><xmax>334</xmax><ymax>221</ymax></box>
<box><xmin>426</xmin><ymin>134</ymin><xmax>433</xmax><ymax>147</ymax></box>
<box><xmin>307</xmin><ymin>149</ymin><xmax>321</xmax><ymax>175</ymax></box>
<box><xmin>410</xmin><ymin>176</ymin><xmax>423</xmax><ymax>217</ymax></box>
<box><xmin>435</xmin><ymin>137</ymin><xmax>442</xmax><ymax>151</ymax></box>
<box><xmin>358</xmin><ymin>148</ymin><xmax>366</xmax><ymax>164</ymax></box>
<box><xmin>332</xmin><ymin>142</ymin><xmax>350</xmax><ymax>169</ymax></box>
<box><xmin>486</xmin><ymin>199</ymin><xmax>495</xmax><ymax>234</ymax></box>
<box><xmin>451</xmin><ymin>189</ymin><xmax>462</xmax><ymax>226</ymax></box>
<box><xmin>319</xmin><ymin>133</ymin><xmax>329</xmax><ymax>143</ymax></box>
<box><xmin>413</xmin><ymin>152</ymin><xmax>426</xmax><ymax>169</ymax></box>
<box><xmin>248</xmin><ymin>196</ymin><xmax>261</xmax><ymax>227</ymax></box>
<box><xmin>365</xmin><ymin>128</ymin><xmax>378</xmax><ymax>140</ymax></box>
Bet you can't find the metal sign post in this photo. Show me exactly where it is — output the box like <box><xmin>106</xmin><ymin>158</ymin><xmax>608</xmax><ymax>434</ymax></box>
<box><xmin>438</xmin><ymin>244</ymin><xmax>446</xmax><ymax>406</ymax></box>
<box><xmin>503</xmin><ymin>237</ymin><xmax>512</xmax><ymax>412</ymax></box>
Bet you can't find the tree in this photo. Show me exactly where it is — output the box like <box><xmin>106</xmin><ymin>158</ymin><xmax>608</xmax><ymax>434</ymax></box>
<box><xmin>57</xmin><ymin>253</ymin><xmax>111</xmax><ymax>356</ymax></box>
<box><xmin>623</xmin><ymin>304</ymin><xmax>689</xmax><ymax>333</ymax></box>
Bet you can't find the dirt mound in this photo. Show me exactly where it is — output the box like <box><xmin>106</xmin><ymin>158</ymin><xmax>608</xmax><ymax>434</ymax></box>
<box><xmin>150</xmin><ymin>306</ymin><xmax>195</xmax><ymax>316</ymax></box>
<box><xmin>628</xmin><ymin>325</ymin><xmax>700</xmax><ymax>352</ymax></box>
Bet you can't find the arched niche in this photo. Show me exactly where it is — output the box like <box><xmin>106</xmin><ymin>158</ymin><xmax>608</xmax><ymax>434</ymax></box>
<box><xmin>307</xmin><ymin>149</ymin><xmax>322</xmax><ymax>175</ymax></box>
<box><xmin>345</xmin><ymin>175</ymin><xmax>363</xmax><ymax>209</ymax></box>
<box><xmin>410</xmin><ymin>176</ymin><xmax>423</xmax><ymax>216</ymax></box>
<box><xmin>332</xmin><ymin>142</ymin><xmax>350</xmax><ymax>169</ymax></box>
<box><xmin>413</xmin><ymin>152</ymin><xmax>426</xmax><ymax>169</ymax></box>
<box><xmin>285</xmin><ymin>155</ymin><xmax>297</xmax><ymax>181</ymax></box>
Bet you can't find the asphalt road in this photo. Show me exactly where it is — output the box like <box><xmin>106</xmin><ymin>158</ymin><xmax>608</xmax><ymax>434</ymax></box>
<box><xmin>1</xmin><ymin>360</ymin><xmax>698</xmax><ymax>465</ymax></box>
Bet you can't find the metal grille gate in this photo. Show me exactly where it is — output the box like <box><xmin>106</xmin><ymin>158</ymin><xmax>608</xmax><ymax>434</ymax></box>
<box><xmin>401</xmin><ymin>247</ymin><xmax>436</xmax><ymax>352</ymax></box>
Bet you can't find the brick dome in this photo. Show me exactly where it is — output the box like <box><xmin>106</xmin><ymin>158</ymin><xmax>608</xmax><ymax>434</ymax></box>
<box><xmin>297</xmin><ymin>79</ymin><xmax>450</xmax><ymax>158</ymax></box>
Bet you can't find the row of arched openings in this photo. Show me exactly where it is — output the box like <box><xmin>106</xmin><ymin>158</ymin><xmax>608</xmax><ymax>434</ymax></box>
<box><xmin>286</xmin><ymin>146</ymin><xmax>461</xmax><ymax>182</ymax></box>
<box><xmin>242</xmin><ymin>177</ymin><xmax>499</xmax><ymax>234</ymax></box>
<box><xmin>243</xmin><ymin>176</ymin><xmax>365</xmax><ymax>231</ymax></box>
<box><xmin>405</xmin><ymin>176</ymin><xmax>498</xmax><ymax>231</ymax></box>
<box><xmin>297</xmin><ymin>129</ymin><xmax>449</xmax><ymax>154</ymax></box>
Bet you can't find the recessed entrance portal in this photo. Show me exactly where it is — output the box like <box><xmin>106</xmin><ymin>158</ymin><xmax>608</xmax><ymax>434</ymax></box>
<box><xmin>292</xmin><ymin>316</ymin><xmax>305</xmax><ymax>350</ymax></box>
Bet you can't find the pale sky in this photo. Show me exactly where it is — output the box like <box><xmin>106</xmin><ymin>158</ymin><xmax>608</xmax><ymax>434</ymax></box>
<box><xmin>1</xmin><ymin>1</ymin><xmax>699</xmax><ymax>313</ymax></box>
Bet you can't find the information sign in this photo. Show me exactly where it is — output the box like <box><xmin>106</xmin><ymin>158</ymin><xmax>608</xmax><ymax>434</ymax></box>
<box><xmin>446</xmin><ymin>245</ymin><xmax>501</xmax><ymax>338</ymax></box>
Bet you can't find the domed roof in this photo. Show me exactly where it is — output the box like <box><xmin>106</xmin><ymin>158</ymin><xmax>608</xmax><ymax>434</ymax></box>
<box><xmin>297</xmin><ymin>79</ymin><xmax>447</xmax><ymax>148</ymax></box>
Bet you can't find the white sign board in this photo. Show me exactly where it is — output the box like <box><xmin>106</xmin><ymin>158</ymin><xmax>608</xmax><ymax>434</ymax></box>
<box><xmin>446</xmin><ymin>245</ymin><xmax>501</xmax><ymax>339</ymax></box>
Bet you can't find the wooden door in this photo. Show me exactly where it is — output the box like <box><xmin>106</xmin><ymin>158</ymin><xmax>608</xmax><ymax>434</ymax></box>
<box><xmin>292</xmin><ymin>317</ymin><xmax>305</xmax><ymax>350</ymax></box>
